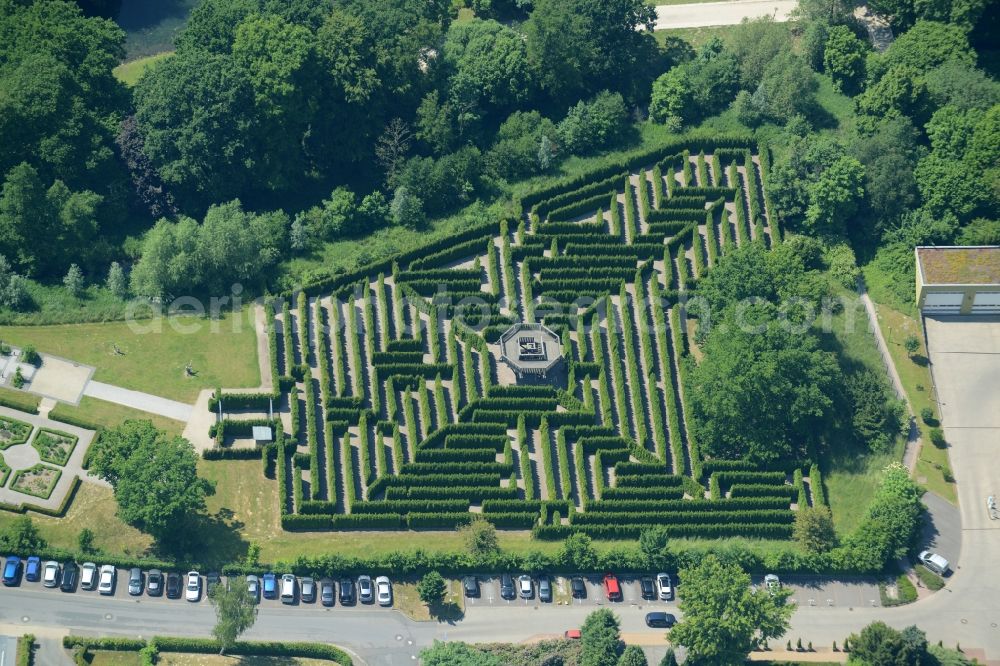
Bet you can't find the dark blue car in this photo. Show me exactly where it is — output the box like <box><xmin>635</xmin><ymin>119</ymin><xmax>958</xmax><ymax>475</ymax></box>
<box><xmin>25</xmin><ymin>556</ymin><xmax>41</xmax><ymax>582</ymax></box>
<box><xmin>262</xmin><ymin>572</ymin><xmax>277</xmax><ymax>599</ymax></box>
<box><xmin>2</xmin><ymin>556</ymin><xmax>22</xmax><ymax>586</ymax></box>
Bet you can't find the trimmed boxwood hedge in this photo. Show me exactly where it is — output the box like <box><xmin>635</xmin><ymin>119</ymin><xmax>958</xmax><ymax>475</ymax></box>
<box><xmin>533</xmin><ymin>522</ymin><xmax>793</xmax><ymax>540</ymax></box>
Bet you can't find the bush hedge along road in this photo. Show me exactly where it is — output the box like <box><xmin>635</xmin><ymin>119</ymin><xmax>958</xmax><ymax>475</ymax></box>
<box><xmin>208</xmin><ymin>135</ymin><xmax>800</xmax><ymax>539</ymax></box>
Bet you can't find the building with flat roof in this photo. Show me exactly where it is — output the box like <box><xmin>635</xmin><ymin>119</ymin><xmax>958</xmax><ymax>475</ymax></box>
<box><xmin>915</xmin><ymin>246</ymin><xmax>1000</xmax><ymax>315</ymax></box>
<box><xmin>498</xmin><ymin>323</ymin><xmax>564</xmax><ymax>381</ymax></box>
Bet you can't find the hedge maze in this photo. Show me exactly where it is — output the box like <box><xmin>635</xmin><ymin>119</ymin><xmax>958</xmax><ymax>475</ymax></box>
<box><xmin>210</xmin><ymin>136</ymin><xmax>827</xmax><ymax>540</ymax></box>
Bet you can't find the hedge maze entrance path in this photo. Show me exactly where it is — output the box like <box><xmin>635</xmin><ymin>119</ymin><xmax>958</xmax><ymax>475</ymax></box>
<box><xmin>208</xmin><ymin>136</ymin><xmax>830</xmax><ymax>539</ymax></box>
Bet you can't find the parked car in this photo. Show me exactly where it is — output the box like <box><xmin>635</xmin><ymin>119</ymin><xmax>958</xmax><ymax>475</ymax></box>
<box><xmin>25</xmin><ymin>556</ymin><xmax>41</xmax><ymax>583</ymax></box>
<box><xmin>301</xmin><ymin>576</ymin><xmax>316</xmax><ymax>603</ymax></box>
<box><xmin>339</xmin><ymin>577</ymin><xmax>355</xmax><ymax>605</ymax></box>
<box><xmin>500</xmin><ymin>573</ymin><xmax>516</xmax><ymax>600</ymax></box>
<box><xmin>128</xmin><ymin>568</ymin><xmax>143</xmax><ymax>596</ymax></box>
<box><xmin>645</xmin><ymin>612</ymin><xmax>677</xmax><ymax>628</ymax></box>
<box><xmin>185</xmin><ymin>571</ymin><xmax>201</xmax><ymax>602</ymax></box>
<box><xmin>166</xmin><ymin>572</ymin><xmax>182</xmax><ymax>599</ymax></box>
<box><xmin>376</xmin><ymin>576</ymin><xmax>392</xmax><ymax>606</ymax></box>
<box><xmin>358</xmin><ymin>575</ymin><xmax>374</xmax><ymax>603</ymax></box>
<box><xmin>80</xmin><ymin>562</ymin><xmax>98</xmax><ymax>591</ymax></box>
<box><xmin>538</xmin><ymin>575</ymin><xmax>552</xmax><ymax>602</ymax></box>
<box><xmin>2</xmin><ymin>556</ymin><xmax>22</xmax><ymax>586</ymax></box>
<box><xmin>919</xmin><ymin>551</ymin><xmax>951</xmax><ymax>576</ymax></box>
<box><xmin>280</xmin><ymin>574</ymin><xmax>296</xmax><ymax>604</ymax></box>
<box><xmin>571</xmin><ymin>576</ymin><xmax>587</xmax><ymax>599</ymax></box>
<box><xmin>640</xmin><ymin>576</ymin><xmax>656</xmax><ymax>600</ymax></box>
<box><xmin>564</xmin><ymin>629</ymin><xmax>582</xmax><ymax>640</ymax></box>
<box><xmin>518</xmin><ymin>575</ymin><xmax>533</xmax><ymax>599</ymax></box>
<box><xmin>98</xmin><ymin>565</ymin><xmax>116</xmax><ymax>595</ymax></box>
<box><xmin>247</xmin><ymin>575</ymin><xmax>260</xmax><ymax>603</ymax></box>
<box><xmin>262</xmin><ymin>573</ymin><xmax>277</xmax><ymax>599</ymax></box>
<box><xmin>42</xmin><ymin>561</ymin><xmax>61</xmax><ymax>588</ymax></box>
<box><xmin>147</xmin><ymin>569</ymin><xmax>163</xmax><ymax>596</ymax></box>
<box><xmin>603</xmin><ymin>574</ymin><xmax>622</xmax><ymax>601</ymax></box>
<box><xmin>462</xmin><ymin>576</ymin><xmax>479</xmax><ymax>598</ymax></box>
<box><xmin>656</xmin><ymin>573</ymin><xmax>673</xmax><ymax>601</ymax></box>
<box><xmin>61</xmin><ymin>562</ymin><xmax>78</xmax><ymax>592</ymax></box>
<box><xmin>320</xmin><ymin>578</ymin><xmax>335</xmax><ymax>606</ymax></box>
<box><xmin>764</xmin><ymin>573</ymin><xmax>780</xmax><ymax>594</ymax></box>
<box><xmin>206</xmin><ymin>572</ymin><xmax>222</xmax><ymax>594</ymax></box>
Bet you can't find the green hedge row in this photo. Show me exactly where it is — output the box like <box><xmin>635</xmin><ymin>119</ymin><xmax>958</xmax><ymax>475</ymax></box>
<box><xmin>570</xmin><ymin>509</ymin><xmax>794</xmax><ymax>526</ymax></box>
<box><xmin>398</xmin><ymin>268</ymin><xmax>481</xmax><ymax>282</ymax></box>
<box><xmin>810</xmin><ymin>464</ymin><xmax>827</xmax><ymax>506</ymax></box>
<box><xmin>408</xmin><ymin>235</ymin><xmax>494</xmax><ymax>271</ymax></box>
<box><xmin>729</xmin><ymin>484</ymin><xmax>798</xmax><ymax>499</ymax></box>
<box><xmin>385</xmin><ymin>485</ymin><xmax>519</xmax><ymax>501</ymax></box>
<box><xmin>414</xmin><ymin>447</ymin><xmax>496</xmax><ymax>463</ymax></box>
<box><xmin>547</xmin><ymin>191</ymin><xmax>616</xmax><ymax>223</ymax></box>
<box><xmin>350</xmin><ymin>499</ymin><xmax>469</xmax><ymax>514</ymax></box>
<box><xmin>532</xmin><ymin>173</ymin><xmax>627</xmax><ymax>217</ymax></box>
<box><xmin>585</xmin><ymin>497</ymin><xmax>790</xmax><ymax>512</ymax></box>
<box><xmin>600</xmin><ymin>485</ymin><xmax>685</xmax><ymax>500</ymax></box>
<box><xmin>533</xmin><ymin>522</ymin><xmax>793</xmax><ymax>540</ymax></box>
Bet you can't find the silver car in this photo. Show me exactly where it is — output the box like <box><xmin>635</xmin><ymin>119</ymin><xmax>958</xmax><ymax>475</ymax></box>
<box><xmin>42</xmin><ymin>561</ymin><xmax>61</xmax><ymax>588</ymax></box>
<box><xmin>358</xmin><ymin>575</ymin><xmax>374</xmax><ymax>603</ymax></box>
<box><xmin>376</xmin><ymin>576</ymin><xmax>392</xmax><ymax>607</ymax></box>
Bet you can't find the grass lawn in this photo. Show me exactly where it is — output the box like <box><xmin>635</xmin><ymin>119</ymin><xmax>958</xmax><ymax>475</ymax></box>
<box><xmin>50</xmin><ymin>396</ymin><xmax>186</xmax><ymax>437</ymax></box>
<box><xmin>869</xmin><ymin>302</ymin><xmax>957</xmax><ymax>504</ymax></box>
<box><xmin>89</xmin><ymin>652</ymin><xmax>144</xmax><ymax>666</ymax></box>
<box><xmin>393</xmin><ymin>579</ymin><xmax>465</xmax><ymax>622</ymax></box>
<box><xmin>0</xmin><ymin>306</ymin><xmax>260</xmax><ymax>402</ymax></box>
<box><xmin>0</xmin><ymin>482</ymin><xmax>153</xmax><ymax>557</ymax></box>
<box><xmin>113</xmin><ymin>52</ymin><xmax>173</xmax><ymax>86</ymax></box>
<box><xmin>655</xmin><ymin>25</ymin><xmax>740</xmax><ymax>50</ymax></box>
<box><xmin>158</xmin><ymin>656</ymin><xmax>336</xmax><ymax>666</ymax></box>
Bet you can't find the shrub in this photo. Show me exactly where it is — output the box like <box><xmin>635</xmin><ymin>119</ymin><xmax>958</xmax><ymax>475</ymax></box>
<box><xmin>929</xmin><ymin>427</ymin><xmax>946</xmax><ymax>447</ymax></box>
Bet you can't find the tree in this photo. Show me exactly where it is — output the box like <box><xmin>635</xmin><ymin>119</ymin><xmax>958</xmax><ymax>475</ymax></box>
<box><xmin>459</xmin><ymin>517</ymin><xmax>500</xmax><ymax>558</ymax></box>
<box><xmin>557</xmin><ymin>91</ymin><xmax>629</xmax><ymax>156</ymax></box>
<box><xmin>904</xmin><ymin>335</ymin><xmax>920</xmax><ymax>356</ymax></box>
<box><xmin>420</xmin><ymin>641</ymin><xmax>500</xmax><ymax>666</ymax></box>
<box><xmin>106</xmin><ymin>262</ymin><xmax>127</xmax><ymax>299</ymax></box>
<box><xmin>376</xmin><ymin>118</ymin><xmax>413</xmax><ymax>186</ymax></box>
<box><xmin>88</xmin><ymin>420</ymin><xmax>214</xmax><ymax>549</ymax></box>
<box><xmin>0</xmin><ymin>255</ymin><xmax>30</xmax><ymax>311</ymax></box>
<box><xmin>804</xmin><ymin>155</ymin><xmax>866</xmax><ymax>236</ymax></box>
<box><xmin>744</xmin><ymin>50</ymin><xmax>819</xmax><ymax>125</ymax></box>
<box><xmin>658</xmin><ymin>648</ymin><xmax>678</xmax><ymax>666</ymax></box>
<box><xmin>847</xmin><ymin>622</ymin><xmax>930</xmax><ymax>665</ymax></box>
<box><xmin>617</xmin><ymin>646</ymin><xmax>648</xmax><ymax>666</ymax></box>
<box><xmin>793</xmin><ymin>506</ymin><xmax>837</xmax><ymax>553</ymax></box>
<box><xmin>63</xmin><ymin>264</ymin><xmax>84</xmax><ymax>297</ymax></box>
<box><xmin>390</xmin><ymin>186</ymin><xmax>426</xmax><ymax>229</ymax></box>
<box><xmin>728</xmin><ymin>17</ymin><xmax>789</xmax><ymax>89</ymax></box>
<box><xmin>668</xmin><ymin>556</ymin><xmax>794</xmax><ymax>664</ymax></box>
<box><xmin>639</xmin><ymin>526</ymin><xmax>670</xmax><ymax>566</ymax></box>
<box><xmin>0</xmin><ymin>516</ymin><xmax>46</xmax><ymax>552</ymax></box>
<box><xmin>581</xmin><ymin>609</ymin><xmax>622</xmax><ymax>666</ymax></box>
<box><xmin>525</xmin><ymin>0</ymin><xmax>658</xmax><ymax>106</ymax></box>
<box><xmin>649</xmin><ymin>68</ymin><xmax>692</xmax><ymax>123</ymax></box>
<box><xmin>847</xmin><ymin>369</ymin><xmax>905</xmax><ymax>452</ymax></box>
<box><xmin>823</xmin><ymin>26</ymin><xmax>867</xmax><ymax>93</ymax></box>
<box><xmin>418</xmin><ymin>571</ymin><xmax>448</xmax><ymax>606</ymax></box>
<box><xmin>560</xmin><ymin>532</ymin><xmax>598</xmax><ymax>570</ymax></box>
<box><xmin>77</xmin><ymin>528</ymin><xmax>97</xmax><ymax>554</ymax></box>
<box><xmin>209</xmin><ymin>576</ymin><xmax>258</xmax><ymax>655</ymax></box>
<box><xmin>689</xmin><ymin>303</ymin><xmax>843</xmax><ymax>465</ymax></box>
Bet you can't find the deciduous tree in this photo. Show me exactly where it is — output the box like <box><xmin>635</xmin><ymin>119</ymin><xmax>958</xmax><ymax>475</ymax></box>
<box><xmin>209</xmin><ymin>576</ymin><xmax>258</xmax><ymax>655</ymax></box>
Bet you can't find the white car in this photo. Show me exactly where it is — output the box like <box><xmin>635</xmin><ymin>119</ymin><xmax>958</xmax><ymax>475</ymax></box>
<box><xmin>656</xmin><ymin>572</ymin><xmax>673</xmax><ymax>600</ymax></box>
<box><xmin>185</xmin><ymin>571</ymin><xmax>201</xmax><ymax>602</ymax></box>
<box><xmin>98</xmin><ymin>565</ymin><xmax>116</xmax><ymax>595</ymax></box>
<box><xmin>42</xmin><ymin>561</ymin><xmax>61</xmax><ymax>588</ymax></box>
<box><xmin>80</xmin><ymin>562</ymin><xmax>98</xmax><ymax>590</ymax></box>
<box><xmin>376</xmin><ymin>576</ymin><xmax>392</xmax><ymax>607</ymax></box>
<box><xmin>518</xmin><ymin>574</ymin><xmax>533</xmax><ymax>599</ymax></box>
<box><xmin>919</xmin><ymin>551</ymin><xmax>950</xmax><ymax>576</ymax></box>
<box><xmin>764</xmin><ymin>574</ymin><xmax>780</xmax><ymax>594</ymax></box>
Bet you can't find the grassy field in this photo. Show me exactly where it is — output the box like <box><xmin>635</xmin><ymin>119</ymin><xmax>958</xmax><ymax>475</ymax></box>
<box><xmin>0</xmin><ymin>307</ymin><xmax>259</xmax><ymax>402</ymax></box>
<box><xmin>92</xmin><ymin>653</ymin><xmax>335</xmax><ymax>666</ymax></box>
<box><xmin>113</xmin><ymin>52</ymin><xmax>173</xmax><ymax>86</ymax></box>
<box><xmin>50</xmin><ymin>396</ymin><xmax>186</xmax><ymax>437</ymax></box>
<box><xmin>393</xmin><ymin>579</ymin><xmax>465</xmax><ymax>621</ymax></box>
<box><xmin>655</xmin><ymin>25</ymin><xmax>740</xmax><ymax>50</ymax></box>
<box><xmin>0</xmin><ymin>482</ymin><xmax>153</xmax><ymax>556</ymax></box>
<box><xmin>870</xmin><ymin>302</ymin><xmax>956</xmax><ymax>504</ymax></box>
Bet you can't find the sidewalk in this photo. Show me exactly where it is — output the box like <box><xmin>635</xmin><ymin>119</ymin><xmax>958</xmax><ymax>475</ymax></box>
<box><xmin>82</xmin><ymin>380</ymin><xmax>193</xmax><ymax>422</ymax></box>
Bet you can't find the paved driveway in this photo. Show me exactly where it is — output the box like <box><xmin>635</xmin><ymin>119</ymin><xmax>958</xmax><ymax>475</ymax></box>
<box><xmin>654</xmin><ymin>0</ymin><xmax>798</xmax><ymax>30</ymax></box>
<box><xmin>921</xmin><ymin>491</ymin><xmax>961</xmax><ymax>568</ymax></box>
<box><xmin>0</xmin><ymin>636</ymin><xmax>16</xmax><ymax>666</ymax></box>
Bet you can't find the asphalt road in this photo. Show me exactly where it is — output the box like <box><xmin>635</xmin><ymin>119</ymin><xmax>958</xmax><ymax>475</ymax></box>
<box><xmin>0</xmin><ymin>636</ymin><xmax>16</xmax><ymax>666</ymax></box>
<box><xmin>654</xmin><ymin>0</ymin><xmax>798</xmax><ymax>30</ymax></box>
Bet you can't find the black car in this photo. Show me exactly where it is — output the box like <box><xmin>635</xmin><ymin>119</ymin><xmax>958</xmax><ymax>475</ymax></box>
<box><xmin>165</xmin><ymin>572</ymin><xmax>182</xmax><ymax>599</ymax></box>
<box><xmin>147</xmin><ymin>570</ymin><xmax>164</xmax><ymax>596</ymax></box>
<box><xmin>499</xmin><ymin>574</ymin><xmax>516</xmax><ymax>600</ymax></box>
<box><xmin>320</xmin><ymin>578</ymin><xmax>335</xmax><ymax>607</ymax></box>
<box><xmin>206</xmin><ymin>572</ymin><xmax>223</xmax><ymax>594</ymax></box>
<box><xmin>339</xmin><ymin>577</ymin><xmax>355</xmax><ymax>605</ymax></box>
<box><xmin>645</xmin><ymin>612</ymin><xmax>677</xmax><ymax>628</ymax></box>
<box><xmin>60</xmin><ymin>562</ymin><xmax>78</xmax><ymax>592</ymax></box>
<box><xmin>571</xmin><ymin>576</ymin><xmax>587</xmax><ymax>599</ymax></box>
<box><xmin>640</xmin><ymin>576</ymin><xmax>656</xmax><ymax>600</ymax></box>
<box><xmin>538</xmin><ymin>575</ymin><xmax>552</xmax><ymax>603</ymax></box>
<box><xmin>462</xmin><ymin>576</ymin><xmax>479</xmax><ymax>598</ymax></box>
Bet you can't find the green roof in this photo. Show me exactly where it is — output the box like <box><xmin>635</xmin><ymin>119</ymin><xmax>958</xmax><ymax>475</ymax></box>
<box><xmin>917</xmin><ymin>246</ymin><xmax>1000</xmax><ymax>285</ymax></box>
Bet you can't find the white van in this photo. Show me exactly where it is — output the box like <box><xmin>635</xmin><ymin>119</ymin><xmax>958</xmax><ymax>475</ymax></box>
<box><xmin>919</xmin><ymin>550</ymin><xmax>950</xmax><ymax>576</ymax></box>
<box><xmin>280</xmin><ymin>574</ymin><xmax>297</xmax><ymax>604</ymax></box>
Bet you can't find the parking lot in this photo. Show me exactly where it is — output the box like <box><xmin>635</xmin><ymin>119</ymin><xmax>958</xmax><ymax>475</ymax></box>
<box><xmin>753</xmin><ymin>575</ymin><xmax>883</xmax><ymax>609</ymax></box>
<box><xmin>465</xmin><ymin>574</ymin><xmax>675</xmax><ymax>610</ymax></box>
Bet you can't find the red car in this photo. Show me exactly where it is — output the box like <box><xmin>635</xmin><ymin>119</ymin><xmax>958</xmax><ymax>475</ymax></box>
<box><xmin>603</xmin><ymin>574</ymin><xmax>622</xmax><ymax>601</ymax></box>
<box><xmin>564</xmin><ymin>629</ymin><xmax>582</xmax><ymax>640</ymax></box>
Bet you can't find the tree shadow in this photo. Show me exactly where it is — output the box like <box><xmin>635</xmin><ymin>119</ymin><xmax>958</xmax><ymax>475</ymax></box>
<box><xmin>911</xmin><ymin>354</ymin><xmax>929</xmax><ymax>367</ymax></box>
<box><xmin>156</xmin><ymin>509</ymin><xmax>250</xmax><ymax>568</ymax></box>
<box><xmin>430</xmin><ymin>600</ymin><xmax>465</xmax><ymax>625</ymax></box>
